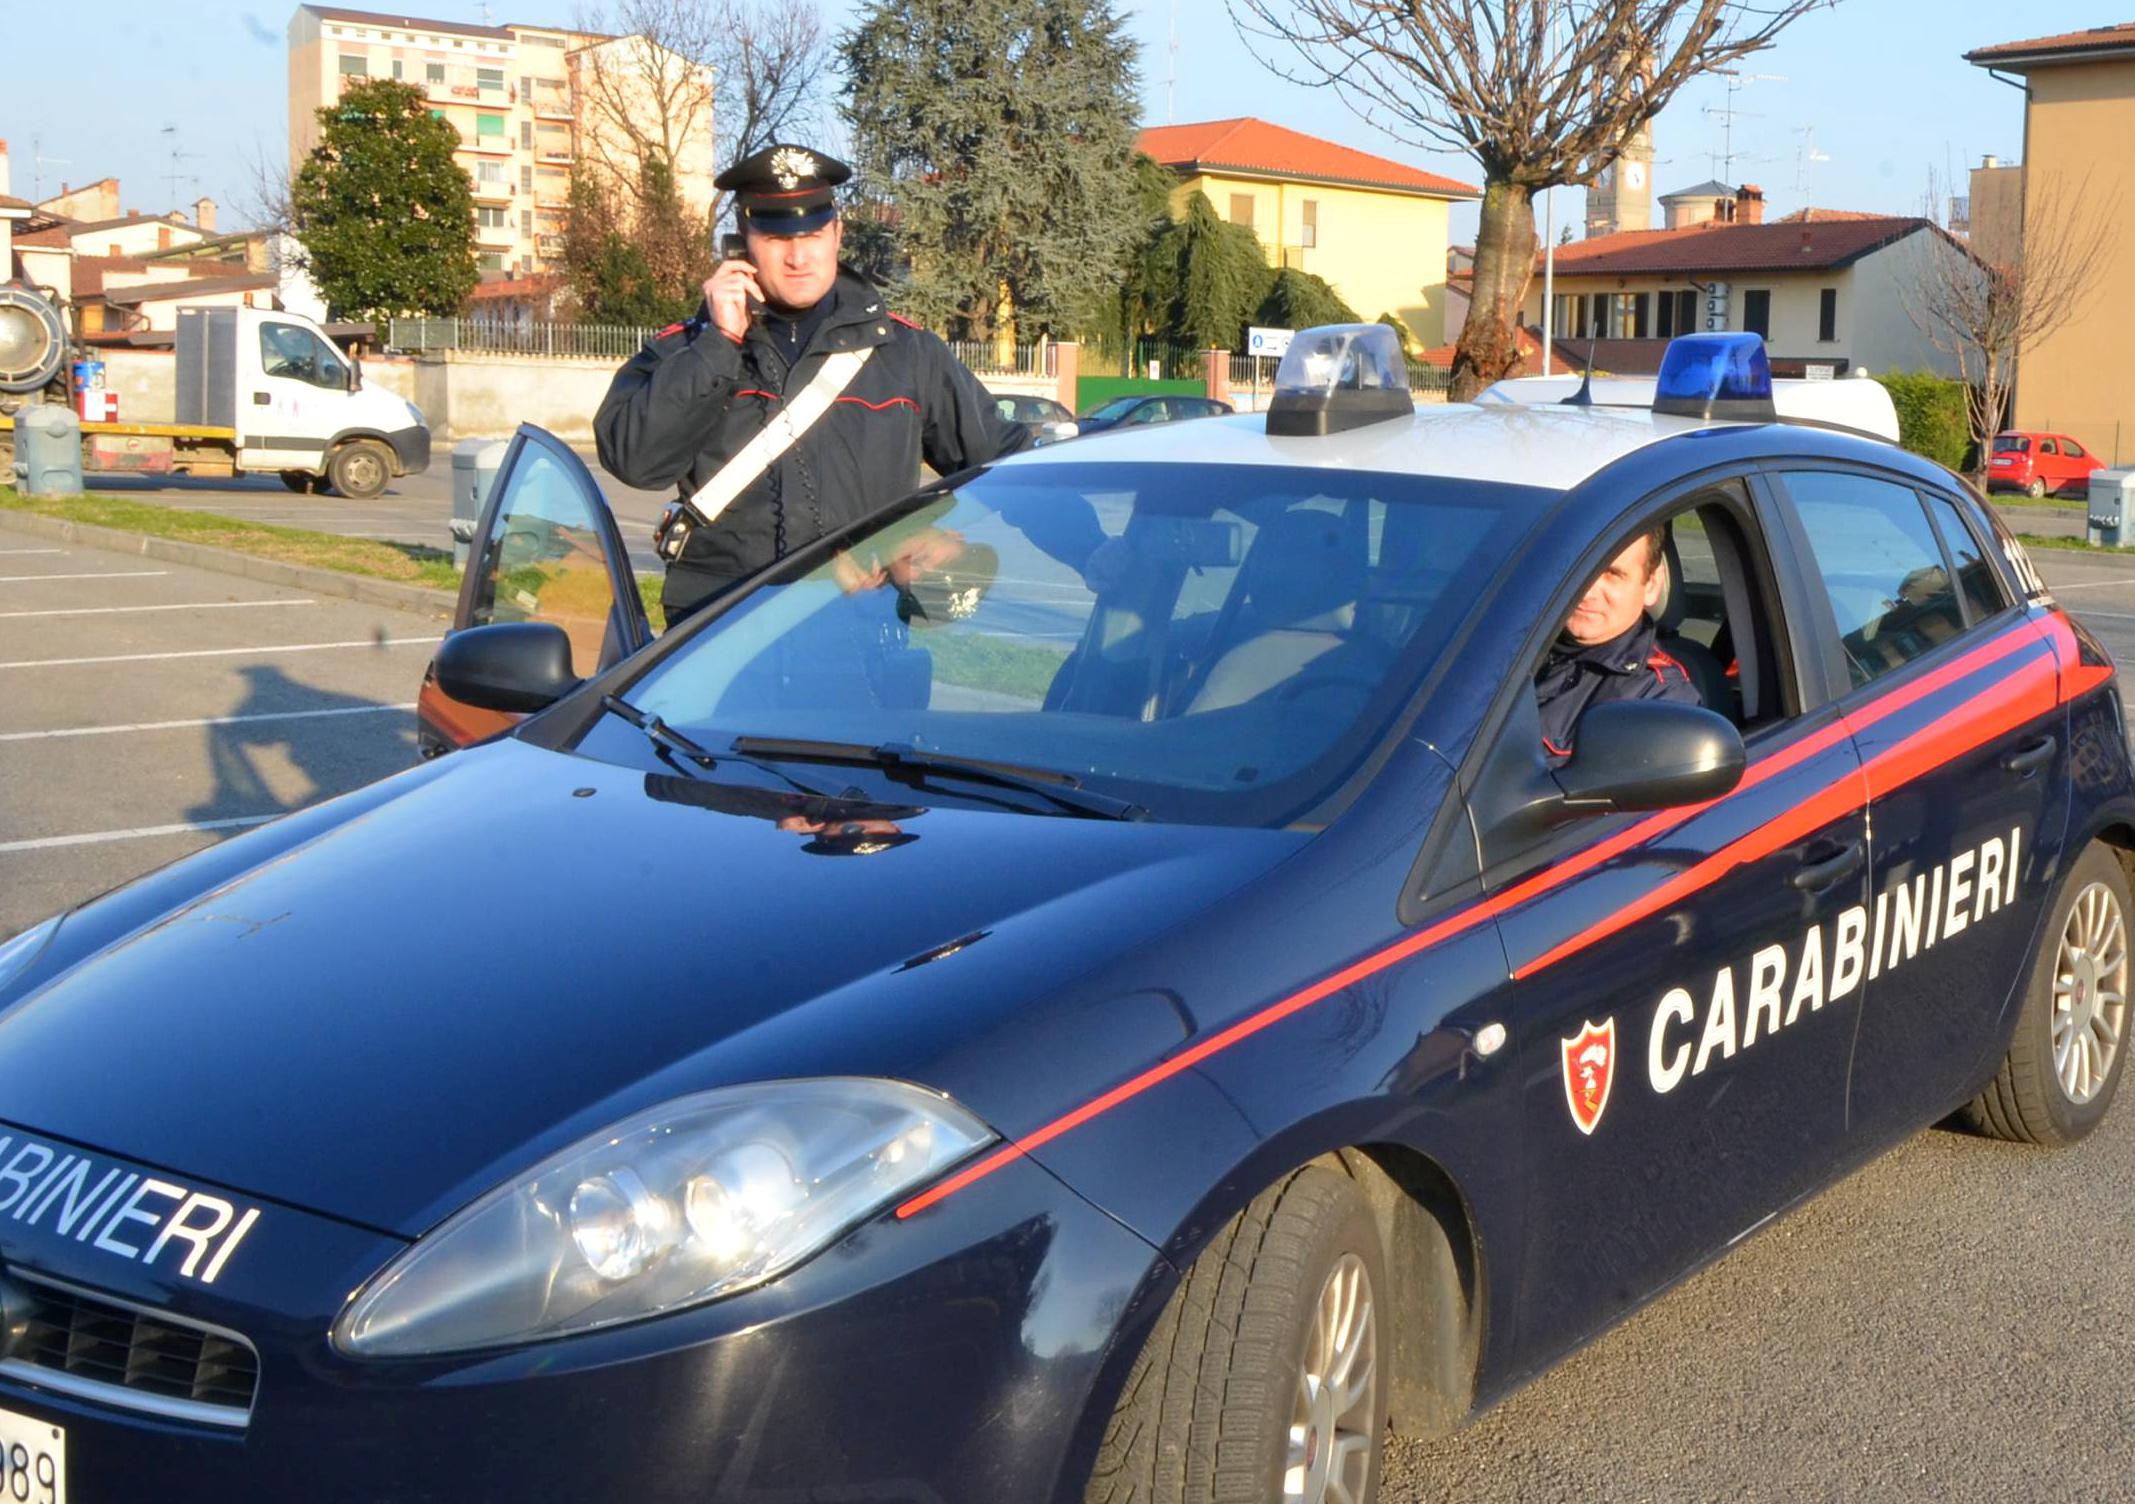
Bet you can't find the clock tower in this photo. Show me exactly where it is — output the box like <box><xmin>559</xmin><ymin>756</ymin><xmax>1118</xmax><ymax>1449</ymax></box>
<box><xmin>1583</xmin><ymin>122</ymin><xmax>1655</xmax><ymax>239</ymax></box>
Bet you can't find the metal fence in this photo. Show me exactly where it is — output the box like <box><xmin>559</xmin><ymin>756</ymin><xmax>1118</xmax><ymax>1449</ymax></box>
<box><xmin>946</xmin><ymin>342</ymin><xmax>1056</xmax><ymax>378</ymax></box>
<box><xmin>1225</xmin><ymin>352</ymin><xmax>1453</xmax><ymax>396</ymax></box>
<box><xmin>386</xmin><ymin>317</ymin><xmax>660</xmax><ymax>359</ymax></box>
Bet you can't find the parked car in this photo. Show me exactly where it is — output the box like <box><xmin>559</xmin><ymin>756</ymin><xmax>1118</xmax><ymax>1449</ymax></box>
<box><xmin>992</xmin><ymin>393</ymin><xmax>1079</xmax><ymax>446</ymax></box>
<box><xmin>1</xmin><ymin>329</ymin><xmax>2126</xmax><ymax>1504</ymax></box>
<box><xmin>1988</xmin><ymin>429</ymin><xmax>2104</xmax><ymax>499</ymax></box>
<box><xmin>1074</xmin><ymin>392</ymin><xmax>1233</xmax><ymax>435</ymax></box>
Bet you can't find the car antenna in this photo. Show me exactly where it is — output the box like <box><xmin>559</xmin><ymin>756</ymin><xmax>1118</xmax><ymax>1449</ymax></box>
<box><xmin>1559</xmin><ymin>337</ymin><xmax>1600</xmax><ymax>406</ymax></box>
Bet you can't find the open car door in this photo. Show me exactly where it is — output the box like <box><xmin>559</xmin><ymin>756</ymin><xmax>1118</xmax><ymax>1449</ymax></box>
<box><xmin>416</xmin><ymin>424</ymin><xmax>651</xmax><ymax>756</ymax></box>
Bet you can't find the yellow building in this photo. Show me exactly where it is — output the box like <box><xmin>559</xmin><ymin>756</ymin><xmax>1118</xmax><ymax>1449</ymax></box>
<box><xmin>1137</xmin><ymin>119</ymin><xmax>1478</xmax><ymax>349</ymax></box>
<box><xmin>1966</xmin><ymin>24</ymin><xmax>2135</xmax><ymax>466</ymax></box>
<box><xmin>288</xmin><ymin>5</ymin><xmax>715</xmax><ymax>283</ymax></box>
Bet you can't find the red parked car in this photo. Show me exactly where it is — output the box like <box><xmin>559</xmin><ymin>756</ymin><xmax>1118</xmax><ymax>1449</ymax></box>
<box><xmin>1988</xmin><ymin>430</ymin><xmax>2104</xmax><ymax>499</ymax></box>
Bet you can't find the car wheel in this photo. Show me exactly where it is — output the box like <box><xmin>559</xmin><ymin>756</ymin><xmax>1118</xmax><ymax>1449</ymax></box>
<box><xmin>2025</xmin><ymin>477</ymin><xmax>2047</xmax><ymax>500</ymax></box>
<box><xmin>327</xmin><ymin>439</ymin><xmax>392</xmax><ymax>500</ymax></box>
<box><xmin>1085</xmin><ymin>1164</ymin><xmax>1385</xmax><ymax>1504</ymax></box>
<box><xmin>1965</xmin><ymin>842</ymin><xmax>2131</xmax><ymax>1145</ymax></box>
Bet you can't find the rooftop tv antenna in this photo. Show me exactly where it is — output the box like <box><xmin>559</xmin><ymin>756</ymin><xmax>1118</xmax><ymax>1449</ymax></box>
<box><xmin>160</xmin><ymin>123</ymin><xmax>203</xmax><ymax>209</ymax></box>
<box><xmin>1167</xmin><ymin>0</ymin><xmax>1179</xmax><ymax>124</ymax></box>
<box><xmin>29</xmin><ymin>134</ymin><xmax>70</xmax><ymax>203</ymax></box>
<box><xmin>1703</xmin><ymin>70</ymin><xmax>1786</xmax><ymax>181</ymax></box>
<box><xmin>1794</xmin><ymin>125</ymin><xmax>1830</xmax><ymax>196</ymax></box>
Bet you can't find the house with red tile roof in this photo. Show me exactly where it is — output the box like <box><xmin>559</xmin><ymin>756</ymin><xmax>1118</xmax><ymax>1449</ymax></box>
<box><xmin>1137</xmin><ymin>118</ymin><xmax>1479</xmax><ymax>349</ymax></box>
<box><xmin>1518</xmin><ymin>201</ymin><xmax>1977</xmax><ymax>379</ymax></box>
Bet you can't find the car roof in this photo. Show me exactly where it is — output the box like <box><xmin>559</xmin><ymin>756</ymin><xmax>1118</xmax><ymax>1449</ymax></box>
<box><xmin>999</xmin><ymin>400</ymin><xmax>1732</xmax><ymax>492</ymax></box>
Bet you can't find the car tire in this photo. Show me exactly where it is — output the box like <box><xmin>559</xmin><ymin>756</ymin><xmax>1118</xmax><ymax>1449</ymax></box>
<box><xmin>1085</xmin><ymin>1163</ymin><xmax>1386</xmax><ymax>1504</ymax></box>
<box><xmin>1965</xmin><ymin>842</ymin><xmax>2131</xmax><ymax>1146</ymax></box>
<box><xmin>327</xmin><ymin>439</ymin><xmax>392</xmax><ymax>501</ymax></box>
<box><xmin>2025</xmin><ymin>478</ymin><xmax>2047</xmax><ymax>500</ymax></box>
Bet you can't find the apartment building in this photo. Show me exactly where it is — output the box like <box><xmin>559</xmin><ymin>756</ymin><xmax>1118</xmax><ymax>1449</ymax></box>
<box><xmin>1966</xmin><ymin>24</ymin><xmax>2135</xmax><ymax>466</ymax></box>
<box><xmin>288</xmin><ymin>5</ymin><xmax>715</xmax><ymax>280</ymax></box>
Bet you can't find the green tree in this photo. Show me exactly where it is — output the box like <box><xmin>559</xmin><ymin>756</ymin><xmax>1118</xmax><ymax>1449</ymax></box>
<box><xmin>841</xmin><ymin>0</ymin><xmax>1145</xmax><ymax>339</ymax></box>
<box><xmin>290</xmin><ymin>79</ymin><xmax>477</xmax><ymax>320</ymax></box>
<box><xmin>1124</xmin><ymin>191</ymin><xmax>1273</xmax><ymax>350</ymax></box>
<box><xmin>560</xmin><ymin>155</ymin><xmax>711</xmax><ymax>327</ymax></box>
<box><xmin>1255</xmin><ymin>268</ymin><xmax>1360</xmax><ymax>334</ymax></box>
<box><xmin>560</xmin><ymin>175</ymin><xmax>667</xmax><ymax>327</ymax></box>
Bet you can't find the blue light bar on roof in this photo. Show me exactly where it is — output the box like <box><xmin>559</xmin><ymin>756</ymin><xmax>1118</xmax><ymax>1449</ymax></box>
<box><xmin>1653</xmin><ymin>333</ymin><xmax>1777</xmax><ymax>422</ymax></box>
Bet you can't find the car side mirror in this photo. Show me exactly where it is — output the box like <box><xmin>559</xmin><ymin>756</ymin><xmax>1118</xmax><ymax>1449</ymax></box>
<box><xmin>1554</xmin><ymin>700</ymin><xmax>1745</xmax><ymax>812</ymax></box>
<box><xmin>434</xmin><ymin>622</ymin><xmax>581</xmax><ymax>713</ymax></box>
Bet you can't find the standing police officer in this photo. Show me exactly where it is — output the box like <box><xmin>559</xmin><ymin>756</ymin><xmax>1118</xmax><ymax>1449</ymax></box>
<box><xmin>595</xmin><ymin>144</ymin><xmax>1028</xmax><ymax>625</ymax></box>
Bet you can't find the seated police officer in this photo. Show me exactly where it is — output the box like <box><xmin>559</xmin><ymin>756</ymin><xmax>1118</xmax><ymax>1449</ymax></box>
<box><xmin>595</xmin><ymin>143</ymin><xmax>1028</xmax><ymax>625</ymax></box>
<box><xmin>1535</xmin><ymin>526</ymin><xmax>1702</xmax><ymax>762</ymax></box>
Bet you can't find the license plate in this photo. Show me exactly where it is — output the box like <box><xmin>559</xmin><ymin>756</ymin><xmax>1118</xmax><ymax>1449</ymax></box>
<box><xmin>0</xmin><ymin>1403</ymin><xmax>64</xmax><ymax>1504</ymax></box>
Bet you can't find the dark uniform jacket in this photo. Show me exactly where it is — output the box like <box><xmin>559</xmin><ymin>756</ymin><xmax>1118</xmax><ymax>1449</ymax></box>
<box><xmin>1534</xmin><ymin>613</ymin><xmax>1702</xmax><ymax>761</ymax></box>
<box><xmin>594</xmin><ymin>270</ymin><xmax>1028</xmax><ymax>620</ymax></box>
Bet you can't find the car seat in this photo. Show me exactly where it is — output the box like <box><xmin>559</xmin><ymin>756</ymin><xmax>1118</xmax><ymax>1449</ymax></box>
<box><xmin>1655</xmin><ymin>527</ymin><xmax>1734</xmax><ymax>716</ymax></box>
<box><xmin>1179</xmin><ymin>507</ymin><xmax>1389</xmax><ymax>714</ymax></box>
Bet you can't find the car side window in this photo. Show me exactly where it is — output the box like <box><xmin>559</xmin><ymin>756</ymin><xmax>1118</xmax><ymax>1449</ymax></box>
<box><xmin>1783</xmin><ymin>471</ymin><xmax>1968</xmax><ymax>689</ymax></box>
<box><xmin>260</xmin><ymin>322</ymin><xmax>348</xmax><ymax>390</ymax></box>
<box><xmin>259</xmin><ymin>322</ymin><xmax>317</xmax><ymax>383</ymax></box>
<box><xmin>2065</xmin><ymin>439</ymin><xmax>2088</xmax><ymax>459</ymax></box>
<box><xmin>467</xmin><ymin>444</ymin><xmax>622</xmax><ymax>678</ymax></box>
<box><xmin>1922</xmin><ymin>491</ymin><xmax>2012</xmax><ymax>624</ymax></box>
<box><xmin>2040</xmin><ymin>439</ymin><xmax>2060</xmax><ymax>456</ymax></box>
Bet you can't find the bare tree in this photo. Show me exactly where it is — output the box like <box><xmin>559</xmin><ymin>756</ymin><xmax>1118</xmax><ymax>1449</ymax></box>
<box><xmin>575</xmin><ymin>0</ymin><xmax>827</xmax><ymax>229</ymax></box>
<box><xmin>1226</xmin><ymin>0</ymin><xmax>1833</xmax><ymax>399</ymax></box>
<box><xmin>1905</xmin><ymin>170</ymin><xmax>2116</xmax><ymax>488</ymax></box>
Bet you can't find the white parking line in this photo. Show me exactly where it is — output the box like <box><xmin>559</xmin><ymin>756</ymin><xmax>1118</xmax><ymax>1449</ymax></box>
<box><xmin>0</xmin><ymin>600</ymin><xmax>316</xmax><ymax>621</ymax></box>
<box><xmin>0</xmin><ymin>549</ymin><xmax>66</xmax><ymax>556</ymax></box>
<box><xmin>0</xmin><ymin>814</ymin><xmax>284</xmax><ymax>855</ymax></box>
<box><xmin>0</xmin><ymin>570</ymin><xmax>170</xmax><ymax>584</ymax></box>
<box><xmin>0</xmin><ymin>637</ymin><xmax>439</xmax><ymax>670</ymax></box>
<box><xmin>2043</xmin><ymin>579</ymin><xmax>2135</xmax><ymax>592</ymax></box>
<box><xmin>0</xmin><ymin>702</ymin><xmax>417</xmax><ymax>743</ymax></box>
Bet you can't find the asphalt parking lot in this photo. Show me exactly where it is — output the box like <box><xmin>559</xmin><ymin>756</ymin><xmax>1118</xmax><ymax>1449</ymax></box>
<box><xmin>4</xmin><ymin>512</ymin><xmax>2135</xmax><ymax>1499</ymax></box>
<box><xmin>0</xmin><ymin>520</ymin><xmax>442</xmax><ymax>936</ymax></box>
<box><xmin>89</xmin><ymin>450</ymin><xmax>673</xmax><ymax>575</ymax></box>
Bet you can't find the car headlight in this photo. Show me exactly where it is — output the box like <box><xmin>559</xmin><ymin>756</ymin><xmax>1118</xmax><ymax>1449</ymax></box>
<box><xmin>403</xmin><ymin>399</ymin><xmax>426</xmax><ymax>428</ymax></box>
<box><xmin>333</xmin><ymin>1078</ymin><xmax>994</xmax><ymax>1357</ymax></box>
<box><xmin>0</xmin><ymin>918</ymin><xmax>60</xmax><ymax>996</ymax></box>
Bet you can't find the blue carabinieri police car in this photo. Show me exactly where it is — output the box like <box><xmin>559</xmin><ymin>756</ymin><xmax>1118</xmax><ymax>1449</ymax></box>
<box><xmin>0</xmin><ymin>329</ymin><xmax>2126</xmax><ymax>1504</ymax></box>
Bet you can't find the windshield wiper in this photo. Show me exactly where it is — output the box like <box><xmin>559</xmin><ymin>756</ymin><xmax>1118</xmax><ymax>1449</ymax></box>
<box><xmin>600</xmin><ymin>695</ymin><xmax>838</xmax><ymax>797</ymax></box>
<box><xmin>601</xmin><ymin>693</ymin><xmax>719</xmax><ymax>768</ymax></box>
<box><xmin>729</xmin><ymin>735</ymin><xmax>1154</xmax><ymax>822</ymax></box>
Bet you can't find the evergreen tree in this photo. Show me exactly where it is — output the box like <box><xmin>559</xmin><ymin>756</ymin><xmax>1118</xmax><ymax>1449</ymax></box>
<box><xmin>560</xmin><ymin>155</ymin><xmax>711</xmax><ymax>327</ymax></box>
<box><xmin>841</xmin><ymin>0</ymin><xmax>1144</xmax><ymax>338</ymax></box>
<box><xmin>1124</xmin><ymin>192</ymin><xmax>1272</xmax><ymax>351</ymax></box>
<box><xmin>290</xmin><ymin>79</ymin><xmax>477</xmax><ymax>321</ymax></box>
<box><xmin>1255</xmin><ymin>268</ymin><xmax>1360</xmax><ymax>335</ymax></box>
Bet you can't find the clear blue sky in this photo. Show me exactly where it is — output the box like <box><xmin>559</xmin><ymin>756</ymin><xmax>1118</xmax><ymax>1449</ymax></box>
<box><xmin>2</xmin><ymin>0</ymin><xmax>2116</xmax><ymax>243</ymax></box>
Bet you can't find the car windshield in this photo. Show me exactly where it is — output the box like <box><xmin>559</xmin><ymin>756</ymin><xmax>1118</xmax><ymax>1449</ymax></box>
<box><xmin>1083</xmin><ymin>397</ymin><xmax>1143</xmax><ymax>422</ymax></box>
<box><xmin>608</xmin><ymin>463</ymin><xmax>1541</xmax><ymax>827</ymax></box>
<box><xmin>1994</xmin><ymin>435</ymin><xmax>2030</xmax><ymax>453</ymax></box>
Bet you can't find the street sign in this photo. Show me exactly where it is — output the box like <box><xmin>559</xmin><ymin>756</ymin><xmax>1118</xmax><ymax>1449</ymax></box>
<box><xmin>1247</xmin><ymin>327</ymin><xmax>1294</xmax><ymax>359</ymax></box>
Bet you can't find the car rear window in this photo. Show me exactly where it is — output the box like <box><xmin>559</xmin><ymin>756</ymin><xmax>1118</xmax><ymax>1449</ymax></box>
<box><xmin>615</xmin><ymin>463</ymin><xmax>1548</xmax><ymax>827</ymax></box>
<box><xmin>1994</xmin><ymin>435</ymin><xmax>2030</xmax><ymax>453</ymax></box>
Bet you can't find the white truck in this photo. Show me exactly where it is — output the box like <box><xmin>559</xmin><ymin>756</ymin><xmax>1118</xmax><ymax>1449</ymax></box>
<box><xmin>0</xmin><ymin>295</ymin><xmax>430</xmax><ymax>499</ymax></box>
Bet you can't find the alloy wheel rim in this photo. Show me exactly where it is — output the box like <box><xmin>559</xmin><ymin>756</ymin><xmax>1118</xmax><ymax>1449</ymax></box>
<box><xmin>2053</xmin><ymin>881</ymin><xmax>2127</xmax><ymax>1106</ymax></box>
<box><xmin>1285</xmin><ymin>1252</ymin><xmax>1377</xmax><ymax>1504</ymax></box>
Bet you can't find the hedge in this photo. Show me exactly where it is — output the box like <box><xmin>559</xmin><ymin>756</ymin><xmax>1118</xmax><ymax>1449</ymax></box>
<box><xmin>1880</xmin><ymin>370</ymin><xmax>1971</xmax><ymax>473</ymax></box>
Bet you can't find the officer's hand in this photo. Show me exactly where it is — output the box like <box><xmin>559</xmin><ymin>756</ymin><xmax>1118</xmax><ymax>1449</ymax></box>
<box><xmin>705</xmin><ymin>259</ymin><xmax>762</xmax><ymax>343</ymax></box>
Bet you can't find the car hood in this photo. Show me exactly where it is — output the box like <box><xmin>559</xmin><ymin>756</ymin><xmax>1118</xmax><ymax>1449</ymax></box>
<box><xmin>0</xmin><ymin>740</ymin><xmax>1300</xmax><ymax>1237</ymax></box>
